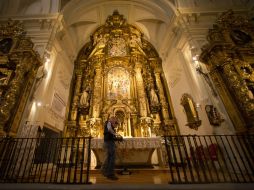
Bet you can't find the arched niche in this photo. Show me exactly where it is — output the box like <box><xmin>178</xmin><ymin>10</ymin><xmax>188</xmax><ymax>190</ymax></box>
<box><xmin>180</xmin><ymin>93</ymin><xmax>201</xmax><ymax>130</ymax></box>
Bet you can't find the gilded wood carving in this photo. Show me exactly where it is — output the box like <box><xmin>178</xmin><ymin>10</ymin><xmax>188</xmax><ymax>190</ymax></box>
<box><xmin>200</xmin><ymin>10</ymin><xmax>254</xmax><ymax>131</ymax></box>
<box><xmin>180</xmin><ymin>93</ymin><xmax>201</xmax><ymax>130</ymax></box>
<box><xmin>66</xmin><ymin>11</ymin><xmax>177</xmax><ymax>137</ymax></box>
<box><xmin>0</xmin><ymin>20</ymin><xmax>42</xmax><ymax>136</ymax></box>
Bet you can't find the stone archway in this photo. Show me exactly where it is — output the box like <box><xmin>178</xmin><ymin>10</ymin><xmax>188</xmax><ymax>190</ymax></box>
<box><xmin>114</xmin><ymin>109</ymin><xmax>127</xmax><ymax>136</ymax></box>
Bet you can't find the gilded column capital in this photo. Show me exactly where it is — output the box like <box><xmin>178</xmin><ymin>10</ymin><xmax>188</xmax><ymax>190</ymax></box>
<box><xmin>94</xmin><ymin>66</ymin><xmax>102</xmax><ymax>76</ymax></box>
<box><xmin>75</xmin><ymin>70</ymin><xmax>83</xmax><ymax>76</ymax></box>
<box><xmin>94</xmin><ymin>54</ymin><xmax>104</xmax><ymax>63</ymax></box>
<box><xmin>154</xmin><ymin>67</ymin><xmax>162</xmax><ymax>74</ymax></box>
<box><xmin>134</xmin><ymin>66</ymin><xmax>141</xmax><ymax>72</ymax></box>
<box><xmin>134</xmin><ymin>63</ymin><xmax>143</xmax><ymax>72</ymax></box>
<box><xmin>131</xmin><ymin>54</ymin><xmax>145</xmax><ymax>64</ymax></box>
<box><xmin>94</xmin><ymin>61</ymin><xmax>102</xmax><ymax>70</ymax></box>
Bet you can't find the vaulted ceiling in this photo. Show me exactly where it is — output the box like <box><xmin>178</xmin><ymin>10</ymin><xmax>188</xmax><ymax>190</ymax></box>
<box><xmin>59</xmin><ymin>0</ymin><xmax>253</xmax><ymax>60</ymax></box>
<box><xmin>61</xmin><ymin>0</ymin><xmax>177</xmax><ymax>55</ymax></box>
<box><xmin>0</xmin><ymin>0</ymin><xmax>252</xmax><ymax>61</ymax></box>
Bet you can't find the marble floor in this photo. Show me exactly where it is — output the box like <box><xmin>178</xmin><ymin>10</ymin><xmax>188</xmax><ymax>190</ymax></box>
<box><xmin>89</xmin><ymin>168</ymin><xmax>170</xmax><ymax>184</ymax></box>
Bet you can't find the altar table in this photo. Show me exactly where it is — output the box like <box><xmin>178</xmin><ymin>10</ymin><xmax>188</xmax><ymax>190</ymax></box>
<box><xmin>91</xmin><ymin>137</ymin><xmax>162</xmax><ymax>168</ymax></box>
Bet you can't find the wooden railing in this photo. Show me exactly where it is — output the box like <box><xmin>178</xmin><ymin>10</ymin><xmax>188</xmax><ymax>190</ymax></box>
<box><xmin>163</xmin><ymin>135</ymin><xmax>254</xmax><ymax>183</ymax></box>
<box><xmin>0</xmin><ymin>137</ymin><xmax>92</xmax><ymax>184</ymax></box>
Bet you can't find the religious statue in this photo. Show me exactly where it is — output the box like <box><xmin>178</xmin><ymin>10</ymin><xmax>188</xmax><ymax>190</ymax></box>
<box><xmin>150</xmin><ymin>88</ymin><xmax>159</xmax><ymax>106</ymax></box>
<box><xmin>80</xmin><ymin>87</ymin><xmax>90</xmax><ymax>108</ymax></box>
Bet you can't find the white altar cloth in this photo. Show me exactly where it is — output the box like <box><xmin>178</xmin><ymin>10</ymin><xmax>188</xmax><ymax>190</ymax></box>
<box><xmin>91</xmin><ymin>137</ymin><xmax>163</xmax><ymax>168</ymax></box>
<box><xmin>91</xmin><ymin>137</ymin><xmax>162</xmax><ymax>149</ymax></box>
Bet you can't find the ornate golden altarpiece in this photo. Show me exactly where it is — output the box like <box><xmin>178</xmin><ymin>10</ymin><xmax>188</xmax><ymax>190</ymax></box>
<box><xmin>200</xmin><ymin>10</ymin><xmax>254</xmax><ymax>132</ymax></box>
<box><xmin>0</xmin><ymin>20</ymin><xmax>42</xmax><ymax>137</ymax></box>
<box><xmin>66</xmin><ymin>11</ymin><xmax>177</xmax><ymax>138</ymax></box>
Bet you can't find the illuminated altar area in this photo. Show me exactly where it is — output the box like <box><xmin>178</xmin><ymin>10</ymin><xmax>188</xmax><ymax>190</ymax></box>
<box><xmin>66</xmin><ymin>11</ymin><xmax>178</xmax><ymax>167</ymax></box>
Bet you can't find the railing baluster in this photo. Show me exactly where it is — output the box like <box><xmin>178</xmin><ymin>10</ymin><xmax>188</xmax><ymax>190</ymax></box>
<box><xmin>21</xmin><ymin>138</ymin><xmax>35</xmax><ymax>182</ymax></box>
<box><xmin>204</xmin><ymin>136</ymin><xmax>219</xmax><ymax>182</ymax></box>
<box><xmin>8</xmin><ymin>138</ymin><xmax>19</xmax><ymax>182</ymax></box>
<box><xmin>53</xmin><ymin>138</ymin><xmax>62</xmax><ymax>183</ymax></box>
<box><xmin>16</xmin><ymin>138</ymin><xmax>30</xmax><ymax>182</ymax></box>
<box><xmin>224</xmin><ymin>135</ymin><xmax>242</xmax><ymax>182</ymax></box>
<box><xmin>61</xmin><ymin>138</ymin><xmax>69</xmax><ymax>183</ymax></box>
<box><xmin>237</xmin><ymin>135</ymin><xmax>254</xmax><ymax>182</ymax></box>
<box><xmin>67</xmin><ymin>138</ymin><xmax>74</xmax><ymax>183</ymax></box>
<box><xmin>181</xmin><ymin>136</ymin><xmax>195</xmax><ymax>183</ymax></box>
<box><xmin>226</xmin><ymin>135</ymin><xmax>242</xmax><ymax>182</ymax></box>
<box><xmin>189</xmin><ymin>135</ymin><xmax>202</xmax><ymax>183</ymax></box>
<box><xmin>218</xmin><ymin>136</ymin><xmax>236</xmax><ymax>182</ymax></box>
<box><xmin>230</xmin><ymin>135</ymin><xmax>249</xmax><ymax>182</ymax></box>
<box><xmin>194</xmin><ymin>136</ymin><xmax>207</xmax><ymax>182</ymax></box>
<box><xmin>32</xmin><ymin>138</ymin><xmax>43</xmax><ymax>183</ymax></box>
<box><xmin>242</xmin><ymin>135</ymin><xmax>254</xmax><ymax>172</ymax></box>
<box><xmin>74</xmin><ymin>138</ymin><xmax>80</xmax><ymax>183</ymax></box>
<box><xmin>86</xmin><ymin>136</ymin><xmax>92</xmax><ymax>184</ymax></box>
<box><xmin>199</xmin><ymin>136</ymin><xmax>212</xmax><ymax>182</ymax></box>
<box><xmin>171</xmin><ymin>136</ymin><xmax>182</xmax><ymax>183</ymax></box>
<box><xmin>210</xmin><ymin>136</ymin><xmax>227</xmax><ymax>182</ymax></box>
<box><xmin>1</xmin><ymin>135</ymin><xmax>253</xmax><ymax>184</ymax></box>
<box><xmin>44</xmin><ymin>138</ymin><xmax>53</xmax><ymax>183</ymax></box>
<box><xmin>80</xmin><ymin>137</ymin><xmax>85</xmax><ymax>183</ymax></box>
<box><xmin>38</xmin><ymin>137</ymin><xmax>48</xmax><ymax>183</ymax></box>
<box><xmin>175</xmin><ymin>136</ymin><xmax>188</xmax><ymax>183</ymax></box>
<box><xmin>164</xmin><ymin>136</ymin><xmax>175</xmax><ymax>183</ymax></box>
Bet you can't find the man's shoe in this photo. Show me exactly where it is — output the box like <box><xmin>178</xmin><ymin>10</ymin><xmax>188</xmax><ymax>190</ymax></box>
<box><xmin>107</xmin><ymin>175</ymin><xmax>118</xmax><ymax>180</ymax></box>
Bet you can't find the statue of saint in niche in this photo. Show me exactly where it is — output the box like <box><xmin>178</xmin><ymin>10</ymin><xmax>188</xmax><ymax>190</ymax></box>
<box><xmin>80</xmin><ymin>87</ymin><xmax>90</xmax><ymax>108</ymax></box>
<box><xmin>150</xmin><ymin>88</ymin><xmax>159</xmax><ymax>106</ymax></box>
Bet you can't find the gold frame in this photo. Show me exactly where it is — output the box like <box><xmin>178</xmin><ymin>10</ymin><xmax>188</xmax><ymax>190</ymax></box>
<box><xmin>180</xmin><ymin>93</ymin><xmax>201</xmax><ymax>130</ymax></box>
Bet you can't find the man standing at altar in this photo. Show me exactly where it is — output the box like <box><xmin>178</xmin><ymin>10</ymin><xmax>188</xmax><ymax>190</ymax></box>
<box><xmin>101</xmin><ymin>116</ymin><xmax>119</xmax><ymax>180</ymax></box>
